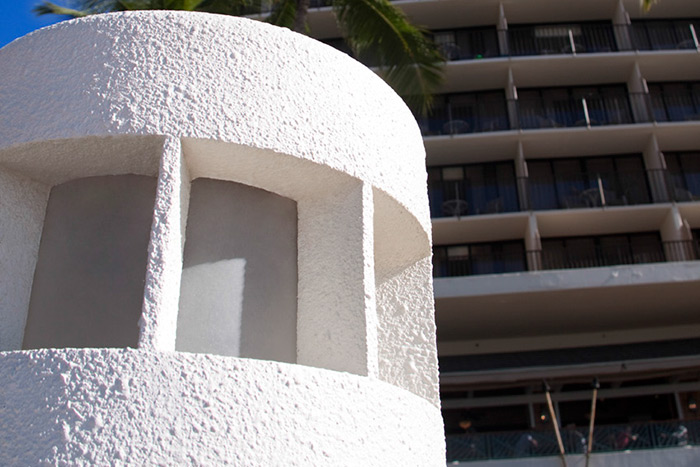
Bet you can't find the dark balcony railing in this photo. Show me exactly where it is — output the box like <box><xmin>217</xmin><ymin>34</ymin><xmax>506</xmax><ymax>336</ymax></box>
<box><xmin>433</xmin><ymin>245</ymin><xmax>529</xmax><ymax>278</ymax></box>
<box><xmin>434</xmin><ymin>27</ymin><xmax>501</xmax><ymax>61</ymax></box>
<box><xmin>517</xmin><ymin>94</ymin><xmax>635</xmax><ymax>129</ymax></box>
<box><xmin>508</xmin><ymin>23</ymin><xmax>618</xmax><ymax>56</ymax></box>
<box><xmin>540</xmin><ymin>238</ymin><xmax>666</xmax><ymax>271</ymax></box>
<box><xmin>428</xmin><ymin>180</ymin><xmax>520</xmax><ymax>218</ymax></box>
<box><xmin>433</xmin><ymin>21</ymin><xmax>699</xmax><ymax>63</ymax></box>
<box><xmin>418</xmin><ymin>93</ymin><xmax>510</xmax><ymax>136</ymax></box>
<box><xmin>631</xmin><ymin>20</ymin><xmax>700</xmax><ymax>51</ymax></box>
<box><xmin>447</xmin><ymin>419</ymin><xmax>700</xmax><ymax>463</ymax></box>
<box><xmin>527</xmin><ymin>170</ymin><xmax>652</xmax><ymax>210</ymax></box>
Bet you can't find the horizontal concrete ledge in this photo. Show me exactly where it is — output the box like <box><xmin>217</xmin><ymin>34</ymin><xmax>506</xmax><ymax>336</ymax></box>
<box><xmin>0</xmin><ymin>348</ymin><xmax>445</xmax><ymax>465</ymax></box>
<box><xmin>434</xmin><ymin>260</ymin><xmax>700</xmax><ymax>299</ymax></box>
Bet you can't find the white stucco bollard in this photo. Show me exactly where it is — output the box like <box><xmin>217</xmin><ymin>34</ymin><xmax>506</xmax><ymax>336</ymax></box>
<box><xmin>0</xmin><ymin>11</ymin><xmax>444</xmax><ymax>465</ymax></box>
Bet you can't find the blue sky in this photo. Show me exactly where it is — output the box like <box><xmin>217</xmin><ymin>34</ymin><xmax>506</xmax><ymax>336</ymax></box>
<box><xmin>1</xmin><ymin>0</ymin><xmax>68</xmax><ymax>48</ymax></box>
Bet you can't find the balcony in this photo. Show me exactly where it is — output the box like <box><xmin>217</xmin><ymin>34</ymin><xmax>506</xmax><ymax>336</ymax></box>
<box><xmin>540</xmin><ymin>233</ymin><xmax>666</xmax><ymax>271</ymax></box>
<box><xmin>433</xmin><ymin>242</ymin><xmax>528</xmax><ymax>278</ymax></box>
<box><xmin>433</xmin><ymin>235</ymin><xmax>700</xmax><ymax>278</ymax></box>
<box><xmin>432</xmin><ymin>20</ymin><xmax>699</xmax><ymax>64</ymax></box>
<box><xmin>417</xmin><ymin>91</ymin><xmax>510</xmax><ymax>136</ymax></box>
<box><xmin>428</xmin><ymin>162</ymin><xmax>519</xmax><ymax>218</ymax></box>
<box><xmin>508</xmin><ymin>22</ymin><xmax>619</xmax><ymax>56</ymax></box>
<box><xmin>446</xmin><ymin>419</ymin><xmax>700</xmax><ymax>463</ymax></box>
<box><xmin>517</xmin><ymin>85</ymin><xmax>635</xmax><ymax>129</ymax></box>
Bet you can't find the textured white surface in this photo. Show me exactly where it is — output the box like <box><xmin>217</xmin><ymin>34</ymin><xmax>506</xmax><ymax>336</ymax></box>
<box><xmin>139</xmin><ymin>136</ymin><xmax>188</xmax><ymax>351</ymax></box>
<box><xmin>0</xmin><ymin>13</ymin><xmax>443</xmax><ymax>463</ymax></box>
<box><xmin>0</xmin><ymin>10</ymin><xmax>430</xmax><ymax>233</ymax></box>
<box><xmin>377</xmin><ymin>257</ymin><xmax>440</xmax><ymax>406</ymax></box>
<box><xmin>0</xmin><ymin>169</ymin><xmax>48</xmax><ymax>350</ymax></box>
<box><xmin>0</xmin><ymin>349</ymin><xmax>446</xmax><ymax>466</ymax></box>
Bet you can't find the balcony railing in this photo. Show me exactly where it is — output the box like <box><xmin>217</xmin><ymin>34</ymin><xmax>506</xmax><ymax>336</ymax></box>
<box><xmin>433</xmin><ymin>248</ymin><xmax>530</xmax><ymax>278</ymax></box>
<box><xmin>428</xmin><ymin>180</ymin><xmax>519</xmax><ymax>218</ymax></box>
<box><xmin>540</xmin><ymin>242</ymin><xmax>666</xmax><ymax>271</ymax></box>
<box><xmin>435</xmin><ymin>21</ymin><xmax>700</xmax><ymax>63</ymax></box>
<box><xmin>508</xmin><ymin>23</ymin><xmax>619</xmax><ymax>56</ymax></box>
<box><xmin>517</xmin><ymin>94</ymin><xmax>635</xmax><ymax>129</ymax></box>
<box><xmin>447</xmin><ymin>419</ymin><xmax>700</xmax><ymax>463</ymax></box>
<box><xmin>433</xmin><ymin>240</ymin><xmax>700</xmax><ymax>278</ymax></box>
<box><xmin>528</xmin><ymin>170</ymin><xmax>652</xmax><ymax>210</ymax></box>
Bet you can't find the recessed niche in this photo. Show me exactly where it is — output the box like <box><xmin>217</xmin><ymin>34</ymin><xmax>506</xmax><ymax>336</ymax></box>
<box><xmin>22</xmin><ymin>175</ymin><xmax>157</xmax><ymax>349</ymax></box>
<box><xmin>176</xmin><ymin>178</ymin><xmax>298</xmax><ymax>363</ymax></box>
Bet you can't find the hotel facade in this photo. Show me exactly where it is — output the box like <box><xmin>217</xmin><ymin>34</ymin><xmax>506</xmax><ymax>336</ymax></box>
<box><xmin>303</xmin><ymin>0</ymin><xmax>700</xmax><ymax>465</ymax></box>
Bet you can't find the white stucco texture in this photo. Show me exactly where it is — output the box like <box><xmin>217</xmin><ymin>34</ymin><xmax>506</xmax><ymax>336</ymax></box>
<box><xmin>0</xmin><ymin>13</ymin><xmax>443</xmax><ymax>464</ymax></box>
<box><xmin>0</xmin><ymin>349</ymin><xmax>446</xmax><ymax>466</ymax></box>
<box><xmin>0</xmin><ymin>10</ymin><xmax>430</xmax><ymax>234</ymax></box>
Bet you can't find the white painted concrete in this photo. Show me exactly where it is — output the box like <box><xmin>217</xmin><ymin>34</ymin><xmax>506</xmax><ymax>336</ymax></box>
<box><xmin>0</xmin><ymin>348</ymin><xmax>446</xmax><ymax>466</ymax></box>
<box><xmin>434</xmin><ymin>260</ymin><xmax>700</xmax><ymax>299</ymax></box>
<box><xmin>0</xmin><ymin>10</ymin><xmax>430</xmax><ymax>234</ymax></box>
<box><xmin>0</xmin><ymin>169</ymin><xmax>48</xmax><ymax>351</ymax></box>
<box><xmin>0</xmin><ymin>12</ymin><xmax>442</xmax><ymax>464</ymax></box>
<box><xmin>139</xmin><ymin>136</ymin><xmax>189</xmax><ymax>352</ymax></box>
<box><xmin>23</xmin><ymin>175</ymin><xmax>157</xmax><ymax>349</ymax></box>
<box><xmin>177</xmin><ymin>178</ymin><xmax>297</xmax><ymax>362</ymax></box>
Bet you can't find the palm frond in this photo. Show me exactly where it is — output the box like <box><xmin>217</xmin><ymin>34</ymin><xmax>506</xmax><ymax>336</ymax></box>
<box><xmin>333</xmin><ymin>0</ymin><xmax>443</xmax><ymax>115</ymax></box>
<box><xmin>641</xmin><ymin>0</ymin><xmax>658</xmax><ymax>13</ymax></box>
<box><xmin>267</xmin><ymin>0</ymin><xmax>298</xmax><ymax>29</ymax></box>
<box><xmin>33</xmin><ymin>2</ymin><xmax>90</xmax><ymax>16</ymax></box>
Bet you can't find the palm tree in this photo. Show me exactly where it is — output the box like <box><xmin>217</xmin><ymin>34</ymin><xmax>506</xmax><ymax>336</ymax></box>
<box><xmin>34</xmin><ymin>0</ymin><xmax>443</xmax><ymax>114</ymax></box>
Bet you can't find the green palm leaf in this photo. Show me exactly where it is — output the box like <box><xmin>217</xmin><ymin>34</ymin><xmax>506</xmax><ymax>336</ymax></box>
<box><xmin>334</xmin><ymin>0</ymin><xmax>443</xmax><ymax>114</ymax></box>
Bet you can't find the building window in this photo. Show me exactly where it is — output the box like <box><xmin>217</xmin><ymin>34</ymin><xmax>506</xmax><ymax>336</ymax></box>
<box><xmin>541</xmin><ymin>232</ymin><xmax>665</xmax><ymax>270</ymax></box>
<box><xmin>665</xmin><ymin>151</ymin><xmax>700</xmax><ymax>201</ymax></box>
<box><xmin>433</xmin><ymin>241</ymin><xmax>527</xmax><ymax>277</ymax></box>
<box><xmin>518</xmin><ymin>84</ymin><xmax>633</xmax><ymax>129</ymax></box>
<box><xmin>508</xmin><ymin>21</ymin><xmax>617</xmax><ymax>56</ymax></box>
<box><xmin>648</xmin><ymin>82</ymin><xmax>700</xmax><ymax>122</ymax></box>
<box><xmin>527</xmin><ymin>155</ymin><xmax>651</xmax><ymax>210</ymax></box>
<box><xmin>433</xmin><ymin>26</ymin><xmax>500</xmax><ymax>61</ymax></box>
<box><xmin>418</xmin><ymin>90</ymin><xmax>509</xmax><ymax>136</ymax></box>
<box><xmin>428</xmin><ymin>162</ymin><xmax>519</xmax><ymax>217</ymax></box>
<box><xmin>631</xmin><ymin>19</ymin><xmax>700</xmax><ymax>50</ymax></box>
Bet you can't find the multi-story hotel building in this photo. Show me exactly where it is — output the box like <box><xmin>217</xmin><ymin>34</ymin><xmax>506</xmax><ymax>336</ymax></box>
<box><xmin>303</xmin><ymin>0</ymin><xmax>700</xmax><ymax>464</ymax></box>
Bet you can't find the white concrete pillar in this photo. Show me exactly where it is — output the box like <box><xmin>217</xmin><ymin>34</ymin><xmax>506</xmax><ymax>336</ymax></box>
<box><xmin>139</xmin><ymin>136</ymin><xmax>190</xmax><ymax>352</ymax></box>
<box><xmin>297</xmin><ymin>180</ymin><xmax>378</xmax><ymax>377</ymax></box>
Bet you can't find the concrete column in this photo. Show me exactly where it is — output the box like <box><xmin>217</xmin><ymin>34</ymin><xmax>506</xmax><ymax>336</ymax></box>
<box><xmin>0</xmin><ymin>169</ymin><xmax>48</xmax><ymax>351</ymax></box>
<box><xmin>628</xmin><ymin>63</ymin><xmax>651</xmax><ymax>123</ymax></box>
<box><xmin>525</xmin><ymin>213</ymin><xmax>542</xmax><ymax>271</ymax></box>
<box><xmin>139</xmin><ymin>136</ymin><xmax>190</xmax><ymax>351</ymax></box>
<box><xmin>613</xmin><ymin>0</ymin><xmax>633</xmax><ymax>51</ymax></box>
<box><xmin>297</xmin><ymin>180</ymin><xmax>378</xmax><ymax>377</ymax></box>
<box><xmin>497</xmin><ymin>3</ymin><xmax>509</xmax><ymax>56</ymax></box>
<box><xmin>661</xmin><ymin>206</ymin><xmax>694</xmax><ymax>261</ymax></box>
<box><xmin>515</xmin><ymin>141</ymin><xmax>530</xmax><ymax>211</ymax></box>
<box><xmin>643</xmin><ymin>135</ymin><xmax>671</xmax><ymax>202</ymax></box>
<box><xmin>507</xmin><ymin>69</ymin><xmax>520</xmax><ymax>130</ymax></box>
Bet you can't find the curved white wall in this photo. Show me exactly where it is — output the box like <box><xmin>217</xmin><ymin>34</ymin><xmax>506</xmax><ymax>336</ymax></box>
<box><xmin>0</xmin><ymin>12</ymin><xmax>443</xmax><ymax>465</ymax></box>
<box><xmin>0</xmin><ymin>349</ymin><xmax>445</xmax><ymax>466</ymax></box>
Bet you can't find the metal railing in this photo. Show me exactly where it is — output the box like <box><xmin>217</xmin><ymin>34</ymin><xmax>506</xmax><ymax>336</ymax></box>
<box><xmin>508</xmin><ymin>23</ymin><xmax>618</xmax><ymax>56</ymax></box>
<box><xmin>434</xmin><ymin>22</ymin><xmax>700</xmax><ymax>63</ymax></box>
<box><xmin>428</xmin><ymin>180</ymin><xmax>519</xmax><ymax>218</ymax></box>
<box><xmin>516</xmin><ymin>94</ymin><xmax>635</xmax><ymax>129</ymax></box>
<box><xmin>446</xmin><ymin>419</ymin><xmax>700</xmax><ymax>463</ymax></box>
<box><xmin>433</xmin><ymin>248</ymin><xmax>528</xmax><ymax>278</ymax></box>
<box><xmin>526</xmin><ymin>170</ymin><xmax>652</xmax><ymax>211</ymax></box>
<box><xmin>417</xmin><ymin>100</ymin><xmax>510</xmax><ymax>136</ymax></box>
<box><xmin>540</xmin><ymin>242</ymin><xmax>666</xmax><ymax>271</ymax></box>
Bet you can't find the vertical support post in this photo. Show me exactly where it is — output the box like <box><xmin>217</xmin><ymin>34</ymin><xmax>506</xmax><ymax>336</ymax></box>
<box><xmin>544</xmin><ymin>381</ymin><xmax>567</xmax><ymax>467</ymax></box>
<box><xmin>297</xmin><ymin>180</ymin><xmax>378</xmax><ymax>377</ymax></box>
<box><xmin>585</xmin><ymin>378</ymin><xmax>599</xmax><ymax>467</ymax></box>
<box><xmin>139</xmin><ymin>135</ymin><xmax>190</xmax><ymax>351</ymax></box>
